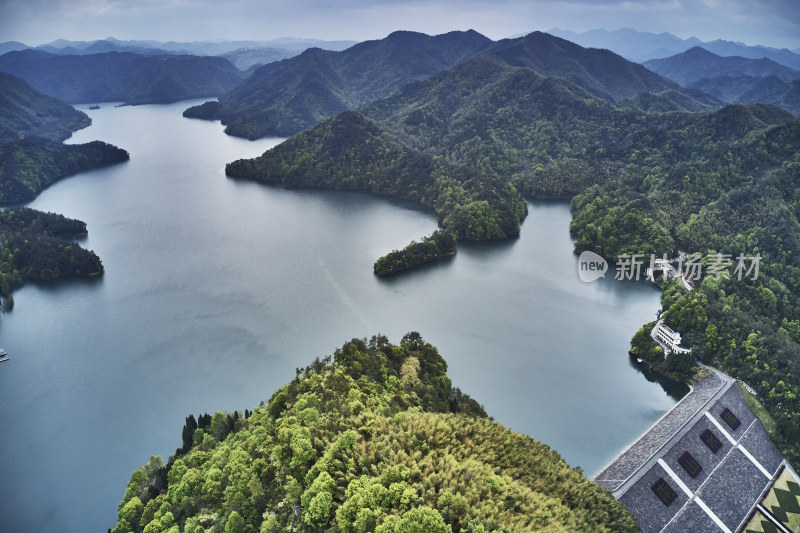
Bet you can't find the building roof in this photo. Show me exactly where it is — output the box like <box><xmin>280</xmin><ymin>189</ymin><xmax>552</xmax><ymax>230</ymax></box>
<box><xmin>594</xmin><ymin>368</ymin><xmax>788</xmax><ymax>533</ymax></box>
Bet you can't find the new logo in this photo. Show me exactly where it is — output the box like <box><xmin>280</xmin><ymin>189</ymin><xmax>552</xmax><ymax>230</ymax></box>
<box><xmin>578</xmin><ymin>251</ymin><xmax>607</xmax><ymax>282</ymax></box>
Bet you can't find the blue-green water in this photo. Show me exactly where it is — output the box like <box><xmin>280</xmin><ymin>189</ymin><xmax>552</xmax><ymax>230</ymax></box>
<box><xmin>0</xmin><ymin>101</ymin><xmax>685</xmax><ymax>532</ymax></box>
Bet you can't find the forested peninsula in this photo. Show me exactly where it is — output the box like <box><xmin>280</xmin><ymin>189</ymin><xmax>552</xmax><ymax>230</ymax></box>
<box><xmin>226</xmin><ymin>111</ymin><xmax>526</xmax><ymax>275</ymax></box>
<box><xmin>111</xmin><ymin>333</ymin><xmax>639</xmax><ymax>533</ymax></box>
<box><xmin>0</xmin><ymin>71</ymin><xmax>129</xmax><ymax>307</ymax></box>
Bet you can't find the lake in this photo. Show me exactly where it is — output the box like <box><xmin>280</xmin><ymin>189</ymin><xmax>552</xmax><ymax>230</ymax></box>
<box><xmin>0</xmin><ymin>100</ymin><xmax>686</xmax><ymax>532</ymax></box>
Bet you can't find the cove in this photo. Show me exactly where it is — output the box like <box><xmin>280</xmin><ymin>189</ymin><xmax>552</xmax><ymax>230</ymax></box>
<box><xmin>0</xmin><ymin>100</ymin><xmax>685</xmax><ymax>532</ymax></box>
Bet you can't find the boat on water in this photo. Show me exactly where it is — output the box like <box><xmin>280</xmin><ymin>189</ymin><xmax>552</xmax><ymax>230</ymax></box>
<box><xmin>0</xmin><ymin>349</ymin><xmax>7</xmax><ymax>362</ymax></box>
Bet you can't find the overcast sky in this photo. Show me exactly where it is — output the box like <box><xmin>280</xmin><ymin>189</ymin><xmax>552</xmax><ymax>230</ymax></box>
<box><xmin>1</xmin><ymin>0</ymin><xmax>798</xmax><ymax>50</ymax></box>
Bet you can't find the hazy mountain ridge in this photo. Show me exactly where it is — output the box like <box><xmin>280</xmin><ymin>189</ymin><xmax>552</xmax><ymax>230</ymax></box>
<box><xmin>548</xmin><ymin>27</ymin><xmax>800</xmax><ymax>69</ymax></box>
<box><xmin>644</xmin><ymin>47</ymin><xmax>800</xmax><ymax>85</ymax></box>
<box><xmin>0</xmin><ymin>50</ymin><xmax>244</xmax><ymax>105</ymax></box>
<box><xmin>220</xmin><ymin>46</ymin><xmax>301</xmax><ymax>71</ymax></box>
<box><xmin>644</xmin><ymin>47</ymin><xmax>800</xmax><ymax>115</ymax></box>
<box><xmin>0</xmin><ymin>36</ymin><xmax>358</xmax><ymax>57</ymax></box>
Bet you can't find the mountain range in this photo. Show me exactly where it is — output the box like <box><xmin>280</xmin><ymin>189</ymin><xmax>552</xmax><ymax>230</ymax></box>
<box><xmin>0</xmin><ymin>36</ymin><xmax>357</xmax><ymax>57</ymax></box>
<box><xmin>548</xmin><ymin>27</ymin><xmax>800</xmax><ymax>69</ymax></box>
<box><xmin>185</xmin><ymin>30</ymin><xmax>715</xmax><ymax>140</ymax></box>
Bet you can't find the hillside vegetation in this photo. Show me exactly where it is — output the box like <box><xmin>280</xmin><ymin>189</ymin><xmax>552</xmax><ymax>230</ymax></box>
<box><xmin>111</xmin><ymin>334</ymin><xmax>639</xmax><ymax>533</ymax></box>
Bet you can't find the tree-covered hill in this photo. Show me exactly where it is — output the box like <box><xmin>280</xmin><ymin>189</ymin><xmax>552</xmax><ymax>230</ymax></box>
<box><xmin>0</xmin><ymin>71</ymin><xmax>90</xmax><ymax>144</ymax></box>
<box><xmin>361</xmin><ymin>54</ymin><xmax>731</xmax><ymax>197</ymax></box>
<box><xmin>0</xmin><ymin>50</ymin><xmax>244</xmax><ymax>105</ymax></box>
<box><xmin>226</xmin><ymin>111</ymin><xmax>526</xmax><ymax>274</ymax></box>
<box><xmin>111</xmin><ymin>333</ymin><xmax>639</xmax><ymax>533</ymax></box>
<box><xmin>183</xmin><ymin>30</ymin><xmax>492</xmax><ymax>139</ymax></box>
<box><xmin>481</xmin><ymin>31</ymin><xmax>704</xmax><ymax>104</ymax></box>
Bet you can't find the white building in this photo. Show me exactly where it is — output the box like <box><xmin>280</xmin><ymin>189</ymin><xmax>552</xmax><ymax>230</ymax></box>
<box><xmin>653</xmin><ymin>320</ymin><xmax>692</xmax><ymax>357</ymax></box>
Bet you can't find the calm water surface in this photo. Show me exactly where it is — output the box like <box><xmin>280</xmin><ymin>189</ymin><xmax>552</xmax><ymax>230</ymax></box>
<box><xmin>0</xmin><ymin>101</ymin><xmax>686</xmax><ymax>532</ymax></box>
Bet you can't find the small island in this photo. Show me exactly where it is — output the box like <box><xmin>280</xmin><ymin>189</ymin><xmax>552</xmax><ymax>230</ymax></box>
<box><xmin>373</xmin><ymin>230</ymin><xmax>456</xmax><ymax>276</ymax></box>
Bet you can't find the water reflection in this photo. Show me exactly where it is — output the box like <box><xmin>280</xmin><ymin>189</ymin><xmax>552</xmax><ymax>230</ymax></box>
<box><xmin>629</xmin><ymin>354</ymin><xmax>691</xmax><ymax>401</ymax></box>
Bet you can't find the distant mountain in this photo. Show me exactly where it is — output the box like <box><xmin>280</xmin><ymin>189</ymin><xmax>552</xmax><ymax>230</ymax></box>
<box><xmin>548</xmin><ymin>27</ymin><xmax>701</xmax><ymax>62</ymax></box>
<box><xmin>186</xmin><ymin>29</ymin><xmax>712</xmax><ymax>140</ymax></box>
<box><xmin>547</xmin><ymin>27</ymin><xmax>800</xmax><ymax>69</ymax></box>
<box><xmin>701</xmin><ymin>39</ymin><xmax>800</xmax><ymax>70</ymax></box>
<box><xmin>0</xmin><ymin>72</ymin><xmax>89</xmax><ymax>144</ymax></box>
<box><xmin>644</xmin><ymin>47</ymin><xmax>800</xmax><ymax>85</ymax></box>
<box><xmin>220</xmin><ymin>46</ymin><xmax>300</xmax><ymax>71</ymax></box>
<box><xmin>644</xmin><ymin>48</ymin><xmax>800</xmax><ymax>115</ymax></box>
<box><xmin>0</xmin><ymin>41</ymin><xmax>28</xmax><ymax>55</ymax></box>
<box><xmin>30</xmin><ymin>37</ymin><xmax>359</xmax><ymax>57</ymax></box>
<box><xmin>0</xmin><ymin>50</ymin><xmax>244</xmax><ymax>105</ymax></box>
<box><xmin>184</xmin><ymin>30</ymin><xmax>493</xmax><ymax>138</ymax></box>
<box><xmin>255</xmin><ymin>37</ymin><xmax>358</xmax><ymax>52</ymax></box>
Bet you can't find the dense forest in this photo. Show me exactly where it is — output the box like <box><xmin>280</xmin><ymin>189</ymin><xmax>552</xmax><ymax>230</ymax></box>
<box><xmin>0</xmin><ymin>208</ymin><xmax>104</xmax><ymax>309</ymax></box>
<box><xmin>111</xmin><ymin>333</ymin><xmax>638</xmax><ymax>533</ymax></box>
<box><xmin>568</xmin><ymin>116</ymin><xmax>800</xmax><ymax>465</ymax></box>
<box><xmin>0</xmin><ymin>50</ymin><xmax>244</xmax><ymax>105</ymax></box>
